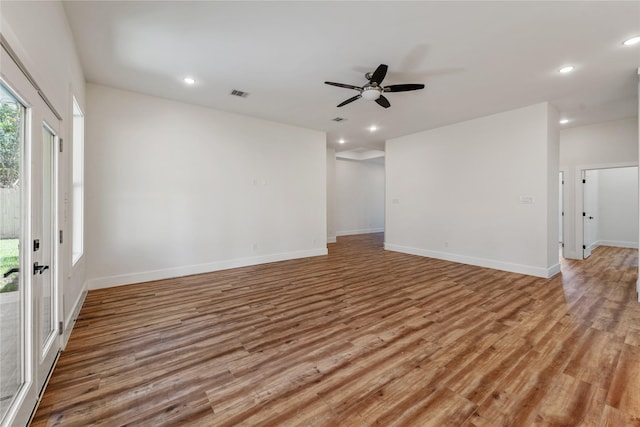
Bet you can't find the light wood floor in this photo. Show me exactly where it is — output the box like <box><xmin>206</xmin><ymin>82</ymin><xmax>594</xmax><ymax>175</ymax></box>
<box><xmin>32</xmin><ymin>234</ymin><xmax>640</xmax><ymax>426</ymax></box>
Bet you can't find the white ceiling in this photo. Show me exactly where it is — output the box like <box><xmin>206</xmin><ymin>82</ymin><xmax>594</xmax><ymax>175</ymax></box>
<box><xmin>62</xmin><ymin>1</ymin><xmax>640</xmax><ymax>152</ymax></box>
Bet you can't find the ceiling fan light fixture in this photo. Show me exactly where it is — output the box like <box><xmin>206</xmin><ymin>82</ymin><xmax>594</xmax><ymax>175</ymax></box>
<box><xmin>361</xmin><ymin>87</ymin><xmax>381</xmax><ymax>101</ymax></box>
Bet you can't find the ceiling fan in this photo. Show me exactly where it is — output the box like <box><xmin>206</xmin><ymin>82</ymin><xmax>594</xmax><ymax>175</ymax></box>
<box><xmin>325</xmin><ymin>64</ymin><xmax>425</xmax><ymax>109</ymax></box>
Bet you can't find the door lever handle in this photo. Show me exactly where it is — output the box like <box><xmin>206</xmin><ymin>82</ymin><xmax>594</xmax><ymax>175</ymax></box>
<box><xmin>3</xmin><ymin>267</ymin><xmax>19</xmax><ymax>278</ymax></box>
<box><xmin>33</xmin><ymin>263</ymin><xmax>49</xmax><ymax>275</ymax></box>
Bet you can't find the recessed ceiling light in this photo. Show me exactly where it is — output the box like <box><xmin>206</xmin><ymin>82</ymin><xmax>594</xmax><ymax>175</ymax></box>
<box><xmin>559</xmin><ymin>119</ymin><xmax>569</xmax><ymax>125</ymax></box>
<box><xmin>623</xmin><ymin>36</ymin><xmax>640</xmax><ymax>46</ymax></box>
<box><xmin>338</xmin><ymin>139</ymin><xmax>345</xmax><ymax>144</ymax></box>
<box><xmin>559</xmin><ymin>66</ymin><xmax>574</xmax><ymax>74</ymax></box>
<box><xmin>183</xmin><ymin>77</ymin><xmax>196</xmax><ymax>85</ymax></box>
<box><xmin>369</xmin><ymin>125</ymin><xmax>378</xmax><ymax>132</ymax></box>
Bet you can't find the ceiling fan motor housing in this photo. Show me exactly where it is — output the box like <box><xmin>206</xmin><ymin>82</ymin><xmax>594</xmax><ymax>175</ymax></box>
<box><xmin>361</xmin><ymin>86</ymin><xmax>382</xmax><ymax>100</ymax></box>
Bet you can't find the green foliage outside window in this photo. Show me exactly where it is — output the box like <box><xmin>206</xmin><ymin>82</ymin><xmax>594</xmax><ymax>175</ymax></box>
<box><xmin>0</xmin><ymin>93</ymin><xmax>22</xmax><ymax>292</ymax></box>
<box><xmin>0</xmin><ymin>101</ymin><xmax>21</xmax><ymax>188</ymax></box>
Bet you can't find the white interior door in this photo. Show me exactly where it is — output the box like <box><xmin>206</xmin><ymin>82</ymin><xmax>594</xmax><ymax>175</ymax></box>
<box><xmin>583</xmin><ymin>170</ymin><xmax>598</xmax><ymax>259</ymax></box>
<box><xmin>559</xmin><ymin>171</ymin><xmax>564</xmax><ymax>254</ymax></box>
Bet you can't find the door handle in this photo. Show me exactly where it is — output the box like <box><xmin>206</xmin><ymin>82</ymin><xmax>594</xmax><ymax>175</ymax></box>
<box><xmin>589</xmin><ymin>216</ymin><xmax>594</xmax><ymax>220</ymax></box>
<box><xmin>3</xmin><ymin>267</ymin><xmax>19</xmax><ymax>278</ymax></box>
<box><xmin>33</xmin><ymin>263</ymin><xmax>49</xmax><ymax>275</ymax></box>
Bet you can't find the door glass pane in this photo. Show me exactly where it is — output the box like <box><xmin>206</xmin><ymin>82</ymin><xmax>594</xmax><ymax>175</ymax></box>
<box><xmin>0</xmin><ymin>84</ymin><xmax>25</xmax><ymax>421</ymax></box>
<box><xmin>41</xmin><ymin>126</ymin><xmax>55</xmax><ymax>349</ymax></box>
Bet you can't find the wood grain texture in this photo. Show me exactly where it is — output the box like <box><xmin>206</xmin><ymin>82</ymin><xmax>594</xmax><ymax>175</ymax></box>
<box><xmin>31</xmin><ymin>234</ymin><xmax>640</xmax><ymax>426</ymax></box>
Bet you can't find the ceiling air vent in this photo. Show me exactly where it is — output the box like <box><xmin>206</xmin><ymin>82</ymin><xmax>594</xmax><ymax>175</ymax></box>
<box><xmin>332</xmin><ymin>117</ymin><xmax>346</xmax><ymax>122</ymax></box>
<box><xmin>230</xmin><ymin>89</ymin><xmax>249</xmax><ymax>98</ymax></box>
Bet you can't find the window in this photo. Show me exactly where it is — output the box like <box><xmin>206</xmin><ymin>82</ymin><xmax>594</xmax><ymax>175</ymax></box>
<box><xmin>72</xmin><ymin>97</ymin><xmax>84</xmax><ymax>265</ymax></box>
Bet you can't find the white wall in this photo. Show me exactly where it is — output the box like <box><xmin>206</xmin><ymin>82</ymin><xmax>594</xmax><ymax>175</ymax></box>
<box><xmin>597</xmin><ymin>167</ymin><xmax>639</xmax><ymax>248</ymax></box>
<box><xmin>85</xmin><ymin>84</ymin><xmax>327</xmax><ymax>289</ymax></box>
<box><xmin>559</xmin><ymin>117</ymin><xmax>638</xmax><ymax>259</ymax></box>
<box><xmin>385</xmin><ymin>102</ymin><xmax>559</xmax><ymax>278</ymax></box>
<box><xmin>546</xmin><ymin>105</ymin><xmax>560</xmax><ymax>268</ymax></box>
<box><xmin>1</xmin><ymin>0</ymin><xmax>86</xmax><ymax>342</ymax></box>
<box><xmin>335</xmin><ymin>158</ymin><xmax>385</xmax><ymax>236</ymax></box>
<box><xmin>326</xmin><ymin>148</ymin><xmax>336</xmax><ymax>243</ymax></box>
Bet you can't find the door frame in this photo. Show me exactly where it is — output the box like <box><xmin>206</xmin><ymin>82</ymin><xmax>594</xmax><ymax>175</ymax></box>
<box><xmin>576</xmin><ymin>161</ymin><xmax>639</xmax><ymax>260</ymax></box>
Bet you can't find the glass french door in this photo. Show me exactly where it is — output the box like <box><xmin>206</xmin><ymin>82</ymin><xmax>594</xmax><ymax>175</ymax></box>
<box><xmin>0</xmin><ymin>81</ymin><xmax>27</xmax><ymax>426</ymax></box>
<box><xmin>36</xmin><ymin>123</ymin><xmax>59</xmax><ymax>392</ymax></box>
<box><xmin>1</xmin><ymin>45</ymin><xmax>61</xmax><ymax>426</ymax></box>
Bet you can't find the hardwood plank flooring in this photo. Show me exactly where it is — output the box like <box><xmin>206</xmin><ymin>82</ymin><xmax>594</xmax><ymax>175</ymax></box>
<box><xmin>31</xmin><ymin>234</ymin><xmax>640</xmax><ymax>426</ymax></box>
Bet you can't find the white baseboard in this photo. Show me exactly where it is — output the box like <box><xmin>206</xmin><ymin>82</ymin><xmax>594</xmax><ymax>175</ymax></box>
<box><xmin>87</xmin><ymin>247</ymin><xmax>328</xmax><ymax>290</ymax></box>
<box><xmin>336</xmin><ymin>228</ymin><xmax>384</xmax><ymax>236</ymax></box>
<box><xmin>587</xmin><ymin>241</ymin><xmax>600</xmax><ymax>253</ymax></box>
<box><xmin>327</xmin><ymin>236</ymin><xmax>337</xmax><ymax>243</ymax></box>
<box><xmin>384</xmin><ymin>243</ymin><xmax>558</xmax><ymax>278</ymax></box>
<box><xmin>63</xmin><ymin>288</ymin><xmax>87</xmax><ymax>349</ymax></box>
<box><xmin>546</xmin><ymin>263</ymin><xmax>561</xmax><ymax>278</ymax></box>
<box><xmin>598</xmin><ymin>240</ymin><xmax>639</xmax><ymax>249</ymax></box>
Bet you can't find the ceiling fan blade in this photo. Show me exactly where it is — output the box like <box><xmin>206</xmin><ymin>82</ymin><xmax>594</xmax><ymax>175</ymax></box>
<box><xmin>384</xmin><ymin>84</ymin><xmax>425</xmax><ymax>92</ymax></box>
<box><xmin>369</xmin><ymin>64</ymin><xmax>388</xmax><ymax>85</ymax></box>
<box><xmin>375</xmin><ymin>95</ymin><xmax>391</xmax><ymax>108</ymax></box>
<box><xmin>337</xmin><ymin>94</ymin><xmax>362</xmax><ymax>107</ymax></box>
<box><xmin>324</xmin><ymin>81</ymin><xmax>362</xmax><ymax>91</ymax></box>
